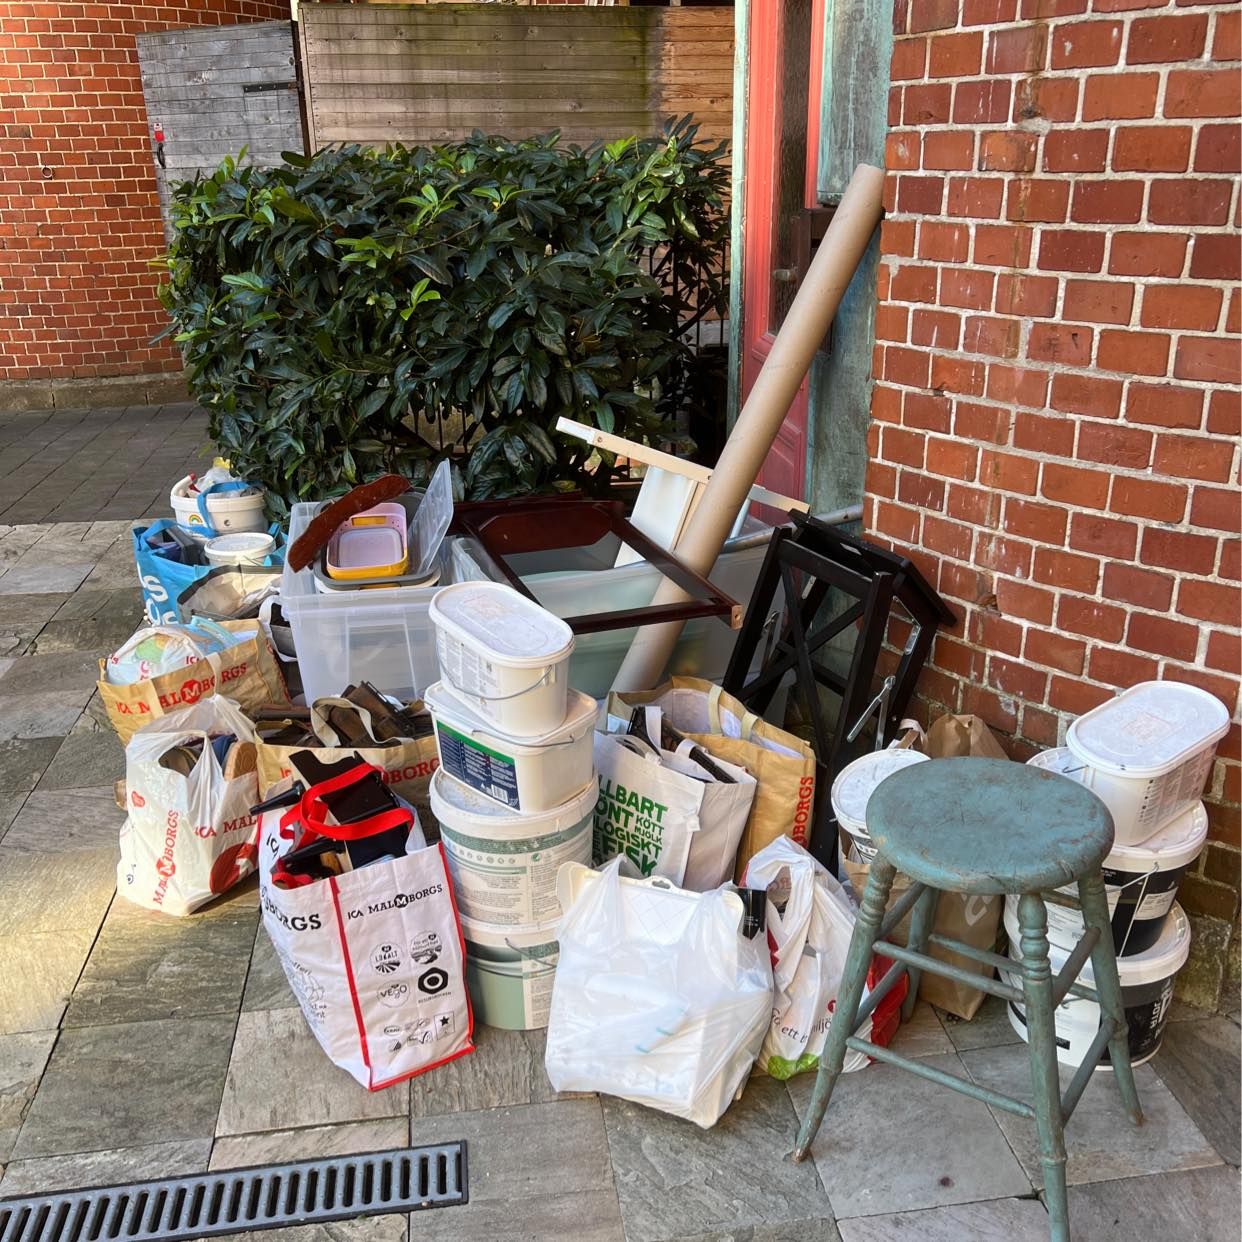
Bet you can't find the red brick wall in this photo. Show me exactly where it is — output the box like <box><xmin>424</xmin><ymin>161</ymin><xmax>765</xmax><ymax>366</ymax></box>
<box><xmin>0</xmin><ymin>1</ymin><xmax>291</xmax><ymax>383</ymax></box>
<box><xmin>868</xmin><ymin>0</ymin><xmax>1240</xmax><ymax>1002</ymax></box>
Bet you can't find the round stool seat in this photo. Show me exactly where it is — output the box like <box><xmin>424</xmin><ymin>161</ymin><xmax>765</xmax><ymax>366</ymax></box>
<box><xmin>866</xmin><ymin>757</ymin><xmax>1114</xmax><ymax>895</ymax></box>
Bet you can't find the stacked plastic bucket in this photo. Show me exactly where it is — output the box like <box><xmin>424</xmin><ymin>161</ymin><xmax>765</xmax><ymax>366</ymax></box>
<box><xmin>425</xmin><ymin>582</ymin><xmax>598</xmax><ymax>1030</ymax></box>
<box><xmin>1005</xmin><ymin>680</ymin><xmax>1229</xmax><ymax>1068</ymax></box>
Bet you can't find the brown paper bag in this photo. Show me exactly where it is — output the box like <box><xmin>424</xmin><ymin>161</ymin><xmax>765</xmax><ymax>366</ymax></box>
<box><xmin>98</xmin><ymin>620</ymin><xmax>289</xmax><ymax>746</ymax></box>
<box><xmin>255</xmin><ymin>737</ymin><xmax>441</xmax><ymax>833</ymax></box>
<box><xmin>840</xmin><ymin>712</ymin><xmax>1006</xmax><ymax>1020</ymax></box>
<box><xmin>607</xmin><ymin>677</ymin><xmax>817</xmax><ymax>882</ymax></box>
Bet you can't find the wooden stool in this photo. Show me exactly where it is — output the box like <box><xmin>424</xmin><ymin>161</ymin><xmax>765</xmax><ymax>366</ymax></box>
<box><xmin>792</xmin><ymin>757</ymin><xmax>1143</xmax><ymax>1242</ymax></box>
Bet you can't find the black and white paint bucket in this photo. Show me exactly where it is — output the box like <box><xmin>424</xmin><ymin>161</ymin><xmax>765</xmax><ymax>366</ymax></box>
<box><xmin>1026</xmin><ymin>748</ymin><xmax>1206</xmax><ymax>955</ymax></box>
<box><xmin>1002</xmin><ymin>901</ymin><xmax>1191</xmax><ymax>1068</ymax></box>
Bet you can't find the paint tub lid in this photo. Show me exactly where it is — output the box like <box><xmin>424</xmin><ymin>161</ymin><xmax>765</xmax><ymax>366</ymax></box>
<box><xmin>425</xmin><ymin>680</ymin><xmax>599</xmax><ymax>750</ymax></box>
<box><xmin>429</xmin><ymin>582</ymin><xmax>574</xmax><ymax>667</ymax></box>
<box><xmin>831</xmin><ymin>748</ymin><xmax>930</xmax><ymax>834</ymax></box>
<box><xmin>1027</xmin><ymin>749</ymin><xmax>1209</xmax><ymax>872</ymax></box>
<box><xmin>1066</xmin><ymin>681</ymin><xmax>1229</xmax><ymax>778</ymax></box>
<box><xmin>430</xmin><ymin>767</ymin><xmax>597</xmax><ymax>837</ymax></box>
<box><xmin>204</xmin><ymin>531</ymin><xmax>275</xmax><ymax>563</ymax></box>
<box><xmin>1004</xmin><ymin>899</ymin><xmax>1191</xmax><ymax>988</ymax></box>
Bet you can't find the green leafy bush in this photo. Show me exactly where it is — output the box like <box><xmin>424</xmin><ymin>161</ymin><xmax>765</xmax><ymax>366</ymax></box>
<box><xmin>160</xmin><ymin>119</ymin><xmax>729</xmax><ymax>510</ymax></box>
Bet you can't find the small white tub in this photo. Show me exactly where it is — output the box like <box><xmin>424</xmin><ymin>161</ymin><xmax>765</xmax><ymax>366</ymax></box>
<box><xmin>1066</xmin><ymin>680</ymin><xmax>1228</xmax><ymax>846</ymax></box>
<box><xmin>204</xmin><ymin>531</ymin><xmax>275</xmax><ymax>567</ymax></box>
<box><xmin>425</xmin><ymin>680</ymin><xmax>596</xmax><ymax>814</ymax></box>
<box><xmin>429</xmin><ymin>582</ymin><xmax>575</xmax><ymax>738</ymax></box>
<box><xmin>430</xmin><ymin>768</ymin><xmax>596</xmax><ymax>927</ymax></box>
<box><xmin>831</xmin><ymin>749</ymin><xmax>930</xmax><ymax>861</ymax></box>
<box><xmin>1027</xmin><ymin>748</ymin><xmax>1208</xmax><ymax>955</ymax></box>
<box><xmin>1002</xmin><ymin>900</ymin><xmax>1190</xmax><ymax>1068</ymax></box>
<box><xmin>171</xmin><ymin>475</ymin><xmax>266</xmax><ymax>536</ymax></box>
<box><xmin>461</xmin><ymin>915</ymin><xmax>559</xmax><ymax>1030</ymax></box>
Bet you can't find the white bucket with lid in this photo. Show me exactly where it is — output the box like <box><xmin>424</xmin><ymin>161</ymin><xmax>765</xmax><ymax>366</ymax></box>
<box><xmin>171</xmin><ymin>475</ymin><xmax>267</xmax><ymax>537</ymax></box>
<box><xmin>425</xmin><ymin>679</ymin><xmax>597</xmax><ymax>814</ymax></box>
<box><xmin>1027</xmin><ymin>748</ymin><xmax>1207</xmax><ymax>955</ymax></box>
<box><xmin>430</xmin><ymin>768</ymin><xmax>595</xmax><ymax>927</ymax></box>
<box><xmin>204</xmin><ymin>531</ymin><xmax>275</xmax><ymax>567</ymax></box>
<box><xmin>831</xmin><ymin>749</ymin><xmax>930</xmax><ymax>861</ymax></box>
<box><xmin>461</xmin><ymin>915</ymin><xmax>559</xmax><ymax>1030</ymax></box>
<box><xmin>1002</xmin><ymin>900</ymin><xmax>1190</xmax><ymax>1068</ymax></box>
<box><xmin>1066</xmin><ymin>680</ymin><xmax>1228</xmax><ymax>846</ymax></box>
<box><xmin>429</xmin><ymin>582</ymin><xmax>575</xmax><ymax>738</ymax></box>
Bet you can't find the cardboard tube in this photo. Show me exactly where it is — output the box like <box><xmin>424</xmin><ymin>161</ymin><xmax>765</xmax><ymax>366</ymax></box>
<box><xmin>610</xmin><ymin>163</ymin><xmax>886</xmax><ymax>693</ymax></box>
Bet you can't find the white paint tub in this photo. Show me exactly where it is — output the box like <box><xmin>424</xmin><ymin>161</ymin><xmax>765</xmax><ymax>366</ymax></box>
<box><xmin>425</xmin><ymin>679</ymin><xmax>596</xmax><ymax>814</ymax></box>
<box><xmin>430</xmin><ymin>768</ymin><xmax>595</xmax><ymax>927</ymax></box>
<box><xmin>429</xmin><ymin>581</ymin><xmax>575</xmax><ymax>738</ymax></box>
<box><xmin>204</xmin><ymin>531</ymin><xmax>275</xmax><ymax>567</ymax></box>
<box><xmin>1002</xmin><ymin>900</ymin><xmax>1190</xmax><ymax>1068</ymax></box>
<box><xmin>830</xmin><ymin>749</ymin><xmax>930</xmax><ymax>861</ymax></box>
<box><xmin>1066</xmin><ymin>680</ymin><xmax>1228</xmax><ymax>846</ymax></box>
<box><xmin>1026</xmin><ymin>748</ymin><xmax>1208</xmax><ymax>955</ymax></box>
<box><xmin>461</xmin><ymin>915</ymin><xmax>559</xmax><ymax>1030</ymax></box>
<box><xmin>171</xmin><ymin>475</ymin><xmax>267</xmax><ymax>537</ymax></box>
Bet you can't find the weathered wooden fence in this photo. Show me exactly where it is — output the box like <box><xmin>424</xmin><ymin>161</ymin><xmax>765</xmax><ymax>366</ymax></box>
<box><xmin>298</xmin><ymin>2</ymin><xmax>734</xmax><ymax>151</ymax></box>
<box><xmin>137</xmin><ymin>20</ymin><xmax>304</xmax><ymax>233</ymax></box>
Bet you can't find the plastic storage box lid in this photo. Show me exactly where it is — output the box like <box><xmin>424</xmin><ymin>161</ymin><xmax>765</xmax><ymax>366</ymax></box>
<box><xmin>425</xmin><ymin>679</ymin><xmax>599</xmax><ymax>748</ymax></box>
<box><xmin>408</xmin><ymin>459</ymin><xmax>454</xmax><ymax>580</ymax></box>
<box><xmin>1066</xmin><ymin>680</ymin><xmax>1230</xmax><ymax>778</ymax></box>
<box><xmin>831</xmin><ymin>748</ymin><xmax>930</xmax><ymax>830</ymax></box>
<box><xmin>429</xmin><ymin>581</ymin><xmax>574</xmax><ymax>666</ymax></box>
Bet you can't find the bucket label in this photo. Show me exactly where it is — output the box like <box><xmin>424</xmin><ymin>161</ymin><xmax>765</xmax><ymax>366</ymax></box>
<box><xmin>436</xmin><ymin>721</ymin><xmax>520</xmax><ymax>808</ymax></box>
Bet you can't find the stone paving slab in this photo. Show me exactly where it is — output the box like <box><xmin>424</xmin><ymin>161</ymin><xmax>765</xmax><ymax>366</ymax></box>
<box><xmin>960</xmin><ymin>1044</ymin><xmax>1223</xmax><ymax>1188</ymax></box>
<box><xmin>836</xmin><ymin>1196</ymin><xmax>1048</xmax><ymax>1241</ymax></box>
<box><xmin>1153</xmin><ymin>1015</ymin><xmax>1242</xmax><ymax>1166</ymax></box>
<box><xmin>0</xmin><ymin>1138</ymin><xmax>212</xmax><ymax>1198</ymax></box>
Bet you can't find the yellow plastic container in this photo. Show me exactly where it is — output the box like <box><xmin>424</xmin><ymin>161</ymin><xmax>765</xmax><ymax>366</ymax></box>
<box><xmin>325</xmin><ymin>503</ymin><xmax>409</xmax><ymax>581</ymax></box>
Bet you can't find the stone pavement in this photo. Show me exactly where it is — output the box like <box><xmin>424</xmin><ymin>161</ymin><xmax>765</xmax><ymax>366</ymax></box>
<box><xmin>0</xmin><ymin>404</ymin><xmax>211</xmax><ymax>524</ymax></box>
<box><xmin>0</xmin><ymin>515</ymin><xmax>1238</xmax><ymax>1238</ymax></box>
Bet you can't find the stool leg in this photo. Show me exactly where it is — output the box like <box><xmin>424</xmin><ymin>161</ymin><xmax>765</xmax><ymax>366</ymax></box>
<box><xmin>901</xmin><ymin>884</ymin><xmax>938</xmax><ymax>1022</ymax></box>
<box><xmin>1017</xmin><ymin>892</ymin><xmax>1070</xmax><ymax>1242</ymax></box>
<box><xmin>1077</xmin><ymin>870</ymin><xmax>1143</xmax><ymax>1126</ymax></box>
<box><xmin>793</xmin><ymin>856</ymin><xmax>896</xmax><ymax>1163</ymax></box>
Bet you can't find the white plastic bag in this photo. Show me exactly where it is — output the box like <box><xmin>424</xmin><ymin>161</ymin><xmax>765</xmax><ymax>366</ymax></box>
<box><xmin>545</xmin><ymin>858</ymin><xmax>772</xmax><ymax>1127</ymax></box>
<box><xmin>743</xmin><ymin>835</ymin><xmax>904</xmax><ymax>1079</ymax></box>
<box><xmin>258</xmin><ymin>772</ymin><xmax>473</xmax><ymax>1091</ymax></box>
<box><xmin>117</xmin><ymin>696</ymin><xmax>260</xmax><ymax>916</ymax></box>
<box><xmin>593</xmin><ymin>728</ymin><xmax>756</xmax><ymax>891</ymax></box>
<box><xmin>104</xmin><ymin>619</ymin><xmax>236</xmax><ymax>685</ymax></box>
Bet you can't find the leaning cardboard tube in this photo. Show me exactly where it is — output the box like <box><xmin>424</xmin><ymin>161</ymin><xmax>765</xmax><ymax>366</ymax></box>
<box><xmin>609</xmin><ymin>162</ymin><xmax>886</xmax><ymax>694</ymax></box>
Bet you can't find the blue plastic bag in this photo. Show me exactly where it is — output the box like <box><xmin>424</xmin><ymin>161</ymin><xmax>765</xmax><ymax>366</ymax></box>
<box><xmin>133</xmin><ymin>521</ymin><xmax>284</xmax><ymax>625</ymax></box>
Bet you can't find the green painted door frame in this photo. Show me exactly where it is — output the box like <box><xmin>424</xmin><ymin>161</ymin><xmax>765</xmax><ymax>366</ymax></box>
<box><xmin>727</xmin><ymin>0</ymin><xmax>893</xmax><ymax>514</ymax></box>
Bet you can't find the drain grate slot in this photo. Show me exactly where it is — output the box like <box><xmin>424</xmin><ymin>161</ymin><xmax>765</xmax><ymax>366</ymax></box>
<box><xmin>0</xmin><ymin>1143</ymin><xmax>467</xmax><ymax>1242</ymax></box>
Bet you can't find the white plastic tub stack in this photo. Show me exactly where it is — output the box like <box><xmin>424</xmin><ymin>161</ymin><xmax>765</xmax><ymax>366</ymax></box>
<box><xmin>426</xmin><ymin>581</ymin><xmax>600</xmax><ymax>1031</ymax></box>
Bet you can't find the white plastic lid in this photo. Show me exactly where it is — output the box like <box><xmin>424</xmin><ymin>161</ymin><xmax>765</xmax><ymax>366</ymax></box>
<box><xmin>206</xmin><ymin>532</ymin><xmax>274</xmax><ymax>555</ymax></box>
<box><xmin>1026</xmin><ymin>747</ymin><xmax>1078</xmax><ymax>776</ymax></box>
<box><xmin>408</xmin><ymin>460</ymin><xmax>454</xmax><ymax>579</ymax></box>
<box><xmin>430</xmin><ymin>767</ymin><xmax>597</xmax><ymax>832</ymax></box>
<box><xmin>429</xmin><ymin>582</ymin><xmax>574</xmax><ymax>666</ymax></box>
<box><xmin>425</xmin><ymin>680</ymin><xmax>598</xmax><ymax>748</ymax></box>
<box><xmin>831</xmin><ymin>748</ymin><xmax>930</xmax><ymax>832</ymax></box>
<box><xmin>1067</xmin><ymin>681</ymin><xmax>1230</xmax><ymax>778</ymax></box>
<box><xmin>1004</xmin><ymin>899</ymin><xmax>1190</xmax><ymax>988</ymax></box>
<box><xmin>1108</xmin><ymin>801</ymin><xmax>1209</xmax><ymax>873</ymax></box>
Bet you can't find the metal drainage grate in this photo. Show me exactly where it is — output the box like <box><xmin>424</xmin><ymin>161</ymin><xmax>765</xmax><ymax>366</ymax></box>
<box><xmin>0</xmin><ymin>1143</ymin><xmax>467</xmax><ymax>1242</ymax></box>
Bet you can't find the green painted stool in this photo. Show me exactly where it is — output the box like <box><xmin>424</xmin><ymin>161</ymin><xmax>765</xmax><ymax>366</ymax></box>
<box><xmin>793</xmin><ymin>757</ymin><xmax>1143</xmax><ymax>1242</ymax></box>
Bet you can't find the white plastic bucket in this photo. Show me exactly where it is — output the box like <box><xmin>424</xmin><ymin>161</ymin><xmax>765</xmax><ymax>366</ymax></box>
<box><xmin>430</xmin><ymin>768</ymin><xmax>595</xmax><ymax>927</ymax></box>
<box><xmin>1002</xmin><ymin>900</ymin><xmax>1190</xmax><ymax>1068</ymax></box>
<box><xmin>461</xmin><ymin>915</ymin><xmax>559</xmax><ymax>1030</ymax></box>
<box><xmin>830</xmin><ymin>749</ymin><xmax>930</xmax><ymax>861</ymax></box>
<box><xmin>1027</xmin><ymin>748</ymin><xmax>1207</xmax><ymax>955</ymax></box>
<box><xmin>429</xmin><ymin>582</ymin><xmax>575</xmax><ymax>738</ymax></box>
<box><xmin>1066</xmin><ymin>680</ymin><xmax>1228</xmax><ymax>846</ymax></box>
<box><xmin>425</xmin><ymin>680</ymin><xmax>596</xmax><ymax>814</ymax></box>
<box><xmin>171</xmin><ymin>475</ymin><xmax>267</xmax><ymax>536</ymax></box>
<box><xmin>204</xmin><ymin>531</ymin><xmax>275</xmax><ymax>567</ymax></box>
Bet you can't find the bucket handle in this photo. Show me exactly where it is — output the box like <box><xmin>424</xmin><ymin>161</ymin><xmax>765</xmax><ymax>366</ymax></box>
<box><xmin>444</xmin><ymin>666</ymin><xmax>553</xmax><ymax>705</ymax></box>
<box><xmin>501</xmin><ymin>937</ymin><xmax>558</xmax><ymax>974</ymax></box>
